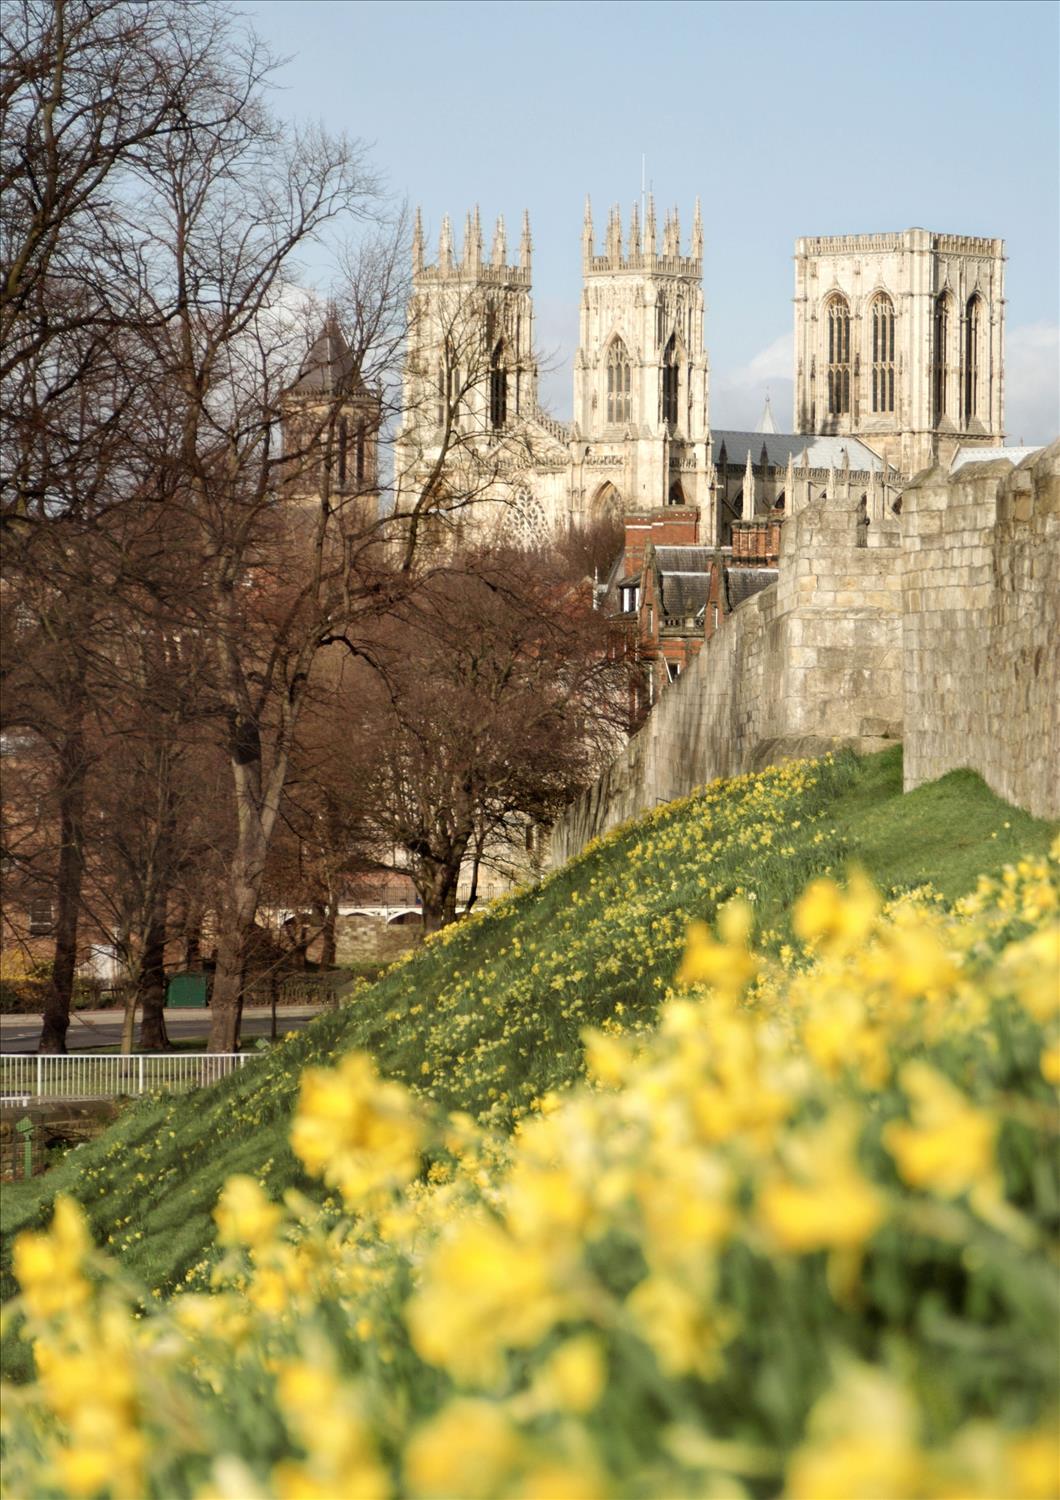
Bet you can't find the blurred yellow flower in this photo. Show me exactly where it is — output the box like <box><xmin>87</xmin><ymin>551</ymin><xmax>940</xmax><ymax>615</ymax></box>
<box><xmin>13</xmin><ymin>1196</ymin><xmax>91</xmax><ymax>1320</ymax></box>
<box><xmin>793</xmin><ymin>871</ymin><xmax>879</xmax><ymax>955</ymax></box>
<box><xmin>884</xmin><ymin>1062</ymin><xmax>996</xmax><ymax>1198</ymax></box>
<box><xmin>404</xmin><ymin>1399</ymin><xmax>520</xmax><ymax>1499</ymax></box>
<box><xmin>758</xmin><ymin>1112</ymin><xmax>884</xmax><ymax>1254</ymax></box>
<box><xmin>532</xmin><ymin>1334</ymin><xmax>607</xmax><ymax>1414</ymax></box>
<box><xmin>290</xmin><ymin>1051</ymin><xmax>424</xmax><ymax>1210</ymax></box>
<box><xmin>213</xmin><ymin>1176</ymin><xmax>282</xmax><ymax>1250</ymax></box>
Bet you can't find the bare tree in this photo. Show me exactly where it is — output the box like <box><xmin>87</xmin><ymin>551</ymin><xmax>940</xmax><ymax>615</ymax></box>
<box><xmin>305</xmin><ymin>547</ymin><xmax>630</xmax><ymax>932</ymax></box>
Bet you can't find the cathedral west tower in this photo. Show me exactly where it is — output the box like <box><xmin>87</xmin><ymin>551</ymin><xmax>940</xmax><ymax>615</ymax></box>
<box><xmin>573</xmin><ymin>198</ymin><xmax>712</xmax><ymax>530</ymax></box>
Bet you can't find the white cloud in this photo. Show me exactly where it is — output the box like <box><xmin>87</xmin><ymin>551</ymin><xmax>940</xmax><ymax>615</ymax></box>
<box><xmin>711</xmin><ymin>330</ymin><xmax>794</xmax><ymax>431</ymax></box>
<box><xmin>1004</xmin><ymin>323</ymin><xmax>1059</xmax><ymax>447</ymax></box>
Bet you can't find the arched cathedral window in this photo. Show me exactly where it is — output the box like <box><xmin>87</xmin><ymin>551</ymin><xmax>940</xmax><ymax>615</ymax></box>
<box><xmin>662</xmin><ymin>335</ymin><xmax>679</xmax><ymax>427</ymax></box>
<box><xmin>606</xmin><ymin>338</ymin><xmax>631</xmax><ymax>424</ymax></box>
<box><xmin>489</xmin><ymin>341</ymin><xmax>507</xmax><ymax>430</ymax></box>
<box><xmin>337</xmin><ymin>417</ymin><xmax>348</xmax><ymax>488</ymax></box>
<box><xmin>870</xmin><ymin>294</ymin><xmax>895</xmax><ymax>414</ymax></box>
<box><xmin>932</xmin><ymin>293</ymin><xmax>951</xmax><ymax>421</ymax></box>
<box><xmin>963</xmin><ymin>295</ymin><xmax>981</xmax><ymax>421</ymax></box>
<box><xmin>825</xmin><ymin>296</ymin><xmax>851</xmax><ymax>416</ymax></box>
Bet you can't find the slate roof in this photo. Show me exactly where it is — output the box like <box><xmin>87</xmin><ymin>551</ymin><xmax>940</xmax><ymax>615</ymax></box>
<box><xmin>291</xmin><ymin>315</ymin><xmax>365</xmax><ymax>396</ymax></box>
<box><xmin>712</xmin><ymin>430</ymin><xmax>886</xmax><ymax>473</ymax></box>
<box><xmin>725</xmin><ymin>568</ymin><xmax>778</xmax><ymax>609</ymax></box>
<box><xmin>652</xmin><ymin>546</ymin><xmax>716</xmax><ymax>573</ymax></box>
<box><xmin>660</xmin><ymin>572</ymin><xmax>711</xmax><ymax>619</ymax></box>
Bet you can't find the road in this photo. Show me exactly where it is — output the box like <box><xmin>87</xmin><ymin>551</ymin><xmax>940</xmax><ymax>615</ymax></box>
<box><xmin>0</xmin><ymin>1005</ymin><xmax>326</xmax><ymax>1053</ymax></box>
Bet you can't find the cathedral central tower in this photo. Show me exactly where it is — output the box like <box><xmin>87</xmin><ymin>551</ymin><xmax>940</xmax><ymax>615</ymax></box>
<box><xmin>573</xmin><ymin>197</ymin><xmax>711</xmax><ymax>527</ymax></box>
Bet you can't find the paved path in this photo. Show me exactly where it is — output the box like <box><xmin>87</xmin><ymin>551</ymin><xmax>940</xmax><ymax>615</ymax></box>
<box><xmin>0</xmin><ymin>1005</ymin><xmax>325</xmax><ymax>1053</ymax></box>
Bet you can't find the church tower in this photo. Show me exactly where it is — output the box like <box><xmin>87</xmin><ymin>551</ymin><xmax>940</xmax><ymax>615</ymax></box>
<box><xmin>396</xmin><ymin>207</ymin><xmax>538</xmax><ymax>467</ymax></box>
<box><xmin>281</xmin><ymin>312</ymin><xmax>380</xmax><ymax>517</ymax></box>
<box><xmin>573</xmin><ymin>197</ymin><xmax>711</xmax><ymax>528</ymax></box>
<box><xmin>794</xmin><ymin>228</ymin><xmax>1005</xmax><ymax>474</ymax></box>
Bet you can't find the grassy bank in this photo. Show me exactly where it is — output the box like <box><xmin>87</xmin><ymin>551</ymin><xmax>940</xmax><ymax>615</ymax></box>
<box><xmin>2</xmin><ymin>747</ymin><xmax>1054</xmax><ymax>1347</ymax></box>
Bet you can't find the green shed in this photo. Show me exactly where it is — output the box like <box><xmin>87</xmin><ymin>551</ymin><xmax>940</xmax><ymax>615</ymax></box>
<box><xmin>167</xmin><ymin>972</ymin><xmax>208</xmax><ymax>1008</ymax></box>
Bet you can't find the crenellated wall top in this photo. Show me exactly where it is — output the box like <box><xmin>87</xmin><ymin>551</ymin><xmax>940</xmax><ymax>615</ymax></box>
<box><xmin>795</xmin><ymin>230</ymin><xmax>1003</xmax><ymax>258</ymax></box>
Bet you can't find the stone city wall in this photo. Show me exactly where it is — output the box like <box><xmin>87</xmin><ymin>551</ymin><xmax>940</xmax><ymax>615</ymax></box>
<box><xmin>902</xmin><ymin>443</ymin><xmax>1059</xmax><ymax>819</ymax></box>
<box><xmin>551</xmin><ymin>495</ymin><xmax>903</xmax><ymax>864</ymax></box>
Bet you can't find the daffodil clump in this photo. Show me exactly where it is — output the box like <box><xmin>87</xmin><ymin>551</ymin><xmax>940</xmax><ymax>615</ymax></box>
<box><xmin>4</xmin><ymin>845</ymin><xmax>1059</xmax><ymax>1499</ymax></box>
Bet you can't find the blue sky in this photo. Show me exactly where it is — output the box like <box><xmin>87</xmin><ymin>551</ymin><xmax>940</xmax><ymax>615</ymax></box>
<box><xmin>247</xmin><ymin>0</ymin><xmax>1059</xmax><ymax>442</ymax></box>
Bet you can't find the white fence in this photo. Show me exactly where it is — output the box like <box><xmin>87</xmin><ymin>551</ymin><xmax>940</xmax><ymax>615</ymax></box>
<box><xmin>0</xmin><ymin>1052</ymin><xmax>250</xmax><ymax>1102</ymax></box>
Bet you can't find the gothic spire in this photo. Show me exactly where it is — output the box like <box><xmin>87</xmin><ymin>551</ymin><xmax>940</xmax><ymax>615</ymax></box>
<box><xmin>439</xmin><ymin>213</ymin><xmax>453</xmax><ymax>270</ymax></box>
<box><xmin>607</xmin><ymin>203</ymin><xmax>623</xmax><ymax>264</ymax></box>
<box><xmin>492</xmin><ymin>212</ymin><xmax>507</xmax><ymax>267</ymax></box>
<box><xmin>520</xmin><ymin>209</ymin><xmax>532</xmax><ymax>270</ymax></box>
<box><xmin>462</xmin><ymin>210</ymin><xmax>473</xmax><ymax>268</ymax></box>
<box><xmin>742</xmin><ymin>449</ymin><xmax>756</xmax><ymax>521</ymax></box>
<box><xmin>692</xmin><ymin>197</ymin><xmax>703</xmax><ymax>259</ymax></box>
<box><xmin>582</xmin><ymin>195</ymin><xmax>594</xmax><ymax>257</ymax></box>
<box><xmin>672</xmin><ymin>205</ymin><xmax>682</xmax><ymax>255</ymax></box>
<box><xmin>756</xmin><ymin>393</ymin><xmax>778</xmax><ymax>433</ymax></box>
<box><xmin>628</xmin><ymin>200</ymin><xmax>641</xmax><ymax>258</ymax></box>
<box><xmin>645</xmin><ymin>193</ymin><xmax>657</xmax><ymax>258</ymax></box>
<box><xmin>412</xmin><ymin>206</ymin><xmax>424</xmax><ymax>274</ymax></box>
<box><xmin>471</xmin><ymin>204</ymin><xmax>482</xmax><ymax>268</ymax></box>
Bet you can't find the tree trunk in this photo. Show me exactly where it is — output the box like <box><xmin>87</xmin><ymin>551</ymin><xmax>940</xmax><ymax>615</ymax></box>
<box><xmin>208</xmin><ymin>839</ymin><xmax>262</xmax><ymax>1052</ymax></box>
<box><xmin>208</xmin><ymin>914</ymin><xmax>251</xmax><ymax>1052</ymax></box>
<box><xmin>417</xmin><ymin>859</ymin><xmax>463</xmax><ymax>934</ymax></box>
<box><xmin>119</xmin><ymin>990</ymin><xmax>138</xmax><ymax>1055</ymax></box>
<box><xmin>320</xmin><ymin>894</ymin><xmax>337</xmax><ymax>969</ymax></box>
<box><xmin>182</xmin><ymin>905</ymin><xmax>202</xmax><ymax>970</ymax></box>
<box><xmin>39</xmin><ymin>713</ymin><xmax>87</xmax><ymax>1054</ymax></box>
<box><xmin>138</xmin><ymin>893</ymin><xmax>171</xmax><ymax>1050</ymax></box>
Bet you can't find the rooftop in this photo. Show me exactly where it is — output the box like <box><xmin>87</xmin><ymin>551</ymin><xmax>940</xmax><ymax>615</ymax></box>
<box><xmin>712</xmin><ymin>430</ymin><xmax>886</xmax><ymax>473</ymax></box>
<box><xmin>290</xmin><ymin>315</ymin><xmax>365</xmax><ymax>396</ymax></box>
<box><xmin>950</xmin><ymin>444</ymin><xmax>1043</xmax><ymax>473</ymax></box>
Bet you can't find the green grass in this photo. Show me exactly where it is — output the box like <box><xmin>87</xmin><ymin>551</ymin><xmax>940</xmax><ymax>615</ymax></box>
<box><xmin>2</xmin><ymin>747</ymin><xmax>1054</xmax><ymax>1381</ymax></box>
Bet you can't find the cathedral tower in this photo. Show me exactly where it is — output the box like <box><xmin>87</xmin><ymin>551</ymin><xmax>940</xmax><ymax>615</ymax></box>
<box><xmin>794</xmin><ymin>228</ymin><xmax>1005</xmax><ymax>474</ymax></box>
<box><xmin>573</xmin><ymin>197</ymin><xmax>711</xmax><ymax>527</ymax></box>
<box><xmin>399</xmin><ymin>207</ymin><xmax>538</xmax><ymax>453</ymax></box>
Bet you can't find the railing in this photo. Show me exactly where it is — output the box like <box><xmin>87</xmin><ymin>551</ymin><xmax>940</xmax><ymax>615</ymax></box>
<box><xmin>0</xmin><ymin>1052</ymin><xmax>249</xmax><ymax>1102</ymax></box>
<box><xmin>242</xmin><ymin>972</ymin><xmax>351</xmax><ymax>1008</ymax></box>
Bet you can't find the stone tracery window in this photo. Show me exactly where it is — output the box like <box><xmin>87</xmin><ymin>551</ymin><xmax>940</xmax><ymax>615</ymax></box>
<box><xmin>932</xmin><ymin>292</ymin><xmax>951</xmax><ymax>422</ymax></box>
<box><xmin>606</xmin><ymin>338</ymin><xmax>632</xmax><ymax>425</ymax></box>
<box><xmin>662</xmin><ymin>334</ymin><xmax>679</xmax><ymax>427</ymax></box>
<box><xmin>509</xmin><ymin>485</ymin><xmax>548</xmax><ymax>541</ymax></box>
<box><xmin>963</xmin><ymin>295</ymin><xmax>981</xmax><ymax>422</ymax></box>
<box><xmin>825</xmin><ymin>295</ymin><xmax>851</xmax><ymax>415</ymax></box>
<box><xmin>870</xmin><ymin>294</ymin><xmax>895</xmax><ymax>414</ymax></box>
